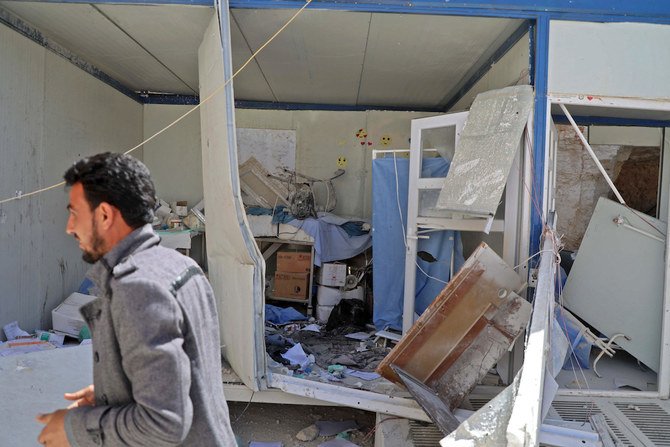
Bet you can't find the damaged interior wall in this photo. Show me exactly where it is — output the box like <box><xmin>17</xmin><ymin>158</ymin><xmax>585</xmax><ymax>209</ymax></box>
<box><xmin>0</xmin><ymin>22</ymin><xmax>143</xmax><ymax>337</ymax></box>
<box><xmin>555</xmin><ymin>125</ymin><xmax>661</xmax><ymax>251</ymax></box>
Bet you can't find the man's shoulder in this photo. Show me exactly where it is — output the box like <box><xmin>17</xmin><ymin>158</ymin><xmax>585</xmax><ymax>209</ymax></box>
<box><xmin>112</xmin><ymin>245</ymin><xmax>197</xmax><ymax>285</ymax></box>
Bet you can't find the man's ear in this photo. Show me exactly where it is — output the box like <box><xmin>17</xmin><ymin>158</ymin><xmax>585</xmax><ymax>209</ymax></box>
<box><xmin>96</xmin><ymin>202</ymin><xmax>117</xmax><ymax>230</ymax></box>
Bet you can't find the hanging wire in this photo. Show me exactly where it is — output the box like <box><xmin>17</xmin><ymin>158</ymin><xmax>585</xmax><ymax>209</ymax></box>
<box><xmin>0</xmin><ymin>0</ymin><xmax>313</xmax><ymax>206</ymax></box>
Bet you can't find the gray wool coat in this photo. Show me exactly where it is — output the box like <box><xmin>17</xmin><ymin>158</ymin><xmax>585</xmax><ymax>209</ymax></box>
<box><xmin>64</xmin><ymin>224</ymin><xmax>236</xmax><ymax>446</ymax></box>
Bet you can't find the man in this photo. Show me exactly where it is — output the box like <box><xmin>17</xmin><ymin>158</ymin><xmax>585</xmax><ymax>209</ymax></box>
<box><xmin>37</xmin><ymin>152</ymin><xmax>236</xmax><ymax>446</ymax></box>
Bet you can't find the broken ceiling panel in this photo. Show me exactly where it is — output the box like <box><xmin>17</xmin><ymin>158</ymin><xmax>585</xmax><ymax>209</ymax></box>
<box><xmin>436</xmin><ymin>85</ymin><xmax>534</xmax><ymax>217</ymax></box>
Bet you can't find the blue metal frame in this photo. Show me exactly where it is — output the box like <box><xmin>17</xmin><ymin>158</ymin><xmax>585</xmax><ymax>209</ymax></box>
<box><xmin>235</xmin><ymin>100</ymin><xmax>442</xmax><ymax>112</ymax></box>
<box><xmin>227</xmin><ymin>0</ymin><xmax>670</xmax><ymax>24</ymax></box>
<box><xmin>529</xmin><ymin>15</ymin><xmax>549</xmax><ymax>261</ymax></box>
<box><xmin>141</xmin><ymin>94</ymin><xmax>200</xmax><ymax>105</ymax></box>
<box><xmin>5</xmin><ymin>0</ymin><xmax>670</xmax><ymax>23</ymax></box>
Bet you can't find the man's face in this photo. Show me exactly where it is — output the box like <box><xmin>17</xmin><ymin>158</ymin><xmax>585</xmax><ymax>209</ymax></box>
<box><xmin>66</xmin><ymin>183</ymin><xmax>105</xmax><ymax>264</ymax></box>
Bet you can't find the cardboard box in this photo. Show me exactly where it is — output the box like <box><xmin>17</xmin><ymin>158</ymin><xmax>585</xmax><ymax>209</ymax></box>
<box><xmin>52</xmin><ymin>292</ymin><xmax>97</xmax><ymax>337</ymax></box>
<box><xmin>318</xmin><ymin>263</ymin><xmax>347</xmax><ymax>287</ymax></box>
<box><xmin>171</xmin><ymin>201</ymin><xmax>188</xmax><ymax>217</ymax></box>
<box><xmin>276</xmin><ymin>252</ymin><xmax>311</xmax><ymax>273</ymax></box>
<box><xmin>273</xmin><ymin>272</ymin><xmax>310</xmax><ymax>300</ymax></box>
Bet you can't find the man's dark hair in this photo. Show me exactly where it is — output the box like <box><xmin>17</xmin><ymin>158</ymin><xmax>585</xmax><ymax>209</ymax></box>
<box><xmin>64</xmin><ymin>152</ymin><xmax>156</xmax><ymax>228</ymax></box>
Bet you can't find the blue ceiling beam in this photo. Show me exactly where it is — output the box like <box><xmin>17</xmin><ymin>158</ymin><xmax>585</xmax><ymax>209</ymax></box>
<box><xmin>4</xmin><ymin>0</ymin><xmax>670</xmax><ymax>23</ymax></box>
<box><xmin>235</xmin><ymin>100</ymin><xmax>443</xmax><ymax>113</ymax></box>
<box><xmin>227</xmin><ymin>0</ymin><xmax>670</xmax><ymax>23</ymax></box>
<box><xmin>141</xmin><ymin>93</ymin><xmax>200</xmax><ymax>105</ymax></box>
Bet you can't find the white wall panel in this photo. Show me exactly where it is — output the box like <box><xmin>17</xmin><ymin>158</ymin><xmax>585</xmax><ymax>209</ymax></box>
<box><xmin>0</xmin><ymin>24</ymin><xmax>47</xmax><ymax>334</ymax></box>
<box><xmin>143</xmin><ymin>104</ymin><xmax>203</xmax><ymax>206</ymax></box>
<box><xmin>549</xmin><ymin>21</ymin><xmax>670</xmax><ymax>100</ymax></box>
<box><xmin>199</xmin><ymin>14</ymin><xmax>263</xmax><ymax>390</ymax></box>
<box><xmin>0</xmin><ymin>23</ymin><xmax>142</xmax><ymax>337</ymax></box>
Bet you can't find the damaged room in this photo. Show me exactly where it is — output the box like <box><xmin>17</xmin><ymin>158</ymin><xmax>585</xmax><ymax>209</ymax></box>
<box><xmin>2</xmin><ymin>1</ymin><xmax>670</xmax><ymax>446</ymax></box>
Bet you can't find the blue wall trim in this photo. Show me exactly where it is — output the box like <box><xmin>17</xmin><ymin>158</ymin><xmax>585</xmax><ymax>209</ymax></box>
<box><xmin>552</xmin><ymin>114</ymin><xmax>670</xmax><ymax>129</ymax></box>
<box><xmin>235</xmin><ymin>100</ymin><xmax>443</xmax><ymax>113</ymax></box>
<box><xmin>0</xmin><ymin>7</ymin><xmax>142</xmax><ymax>103</ymax></box>
<box><xmin>141</xmin><ymin>94</ymin><xmax>200</xmax><ymax>105</ymax></box>
<box><xmin>443</xmin><ymin>20</ymin><xmax>530</xmax><ymax>112</ymax></box>
<box><xmin>530</xmin><ymin>16</ymin><xmax>549</xmax><ymax>262</ymax></box>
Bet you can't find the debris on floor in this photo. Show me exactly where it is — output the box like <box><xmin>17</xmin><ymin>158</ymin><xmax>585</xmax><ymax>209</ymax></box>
<box><xmin>229</xmin><ymin>402</ymin><xmax>374</xmax><ymax>447</ymax></box>
<box><xmin>264</xmin><ymin>318</ymin><xmax>402</xmax><ymax>395</ymax></box>
<box><xmin>1</xmin><ymin>319</ymin><xmax>85</xmax><ymax>357</ymax></box>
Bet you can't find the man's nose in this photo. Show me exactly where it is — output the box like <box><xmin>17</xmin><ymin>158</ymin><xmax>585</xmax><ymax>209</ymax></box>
<box><xmin>66</xmin><ymin>216</ymin><xmax>74</xmax><ymax>235</ymax></box>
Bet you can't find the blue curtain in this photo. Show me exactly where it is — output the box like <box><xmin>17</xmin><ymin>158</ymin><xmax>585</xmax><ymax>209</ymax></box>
<box><xmin>372</xmin><ymin>157</ymin><xmax>464</xmax><ymax>331</ymax></box>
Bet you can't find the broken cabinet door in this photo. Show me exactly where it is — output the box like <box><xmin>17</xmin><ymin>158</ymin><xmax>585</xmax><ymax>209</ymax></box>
<box><xmin>198</xmin><ymin>10</ymin><xmax>265</xmax><ymax>391</ymax></box>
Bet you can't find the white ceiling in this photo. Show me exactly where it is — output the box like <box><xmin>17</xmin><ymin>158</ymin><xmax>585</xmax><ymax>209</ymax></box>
<box><xmin>0</xmin><ymin>2</ymin><xmax>525</xmax><ymax>108</ymax></box>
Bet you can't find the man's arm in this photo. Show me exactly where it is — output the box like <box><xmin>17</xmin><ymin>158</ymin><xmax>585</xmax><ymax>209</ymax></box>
<box><xmin>65</xmin><ymin>279</ymin><xmax>193</xmax><ymax>447</ymax></box>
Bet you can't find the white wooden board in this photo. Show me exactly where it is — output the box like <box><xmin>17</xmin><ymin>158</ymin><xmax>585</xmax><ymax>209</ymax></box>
<box><xmin>0</xmin><ymin>346</ymin><xmax>92</xmax><ymax>446</ymax></box>
<box><xmin>237</xmin><ymin>128</ymin><xmax>296</xmax><ymax>174</ymax></box>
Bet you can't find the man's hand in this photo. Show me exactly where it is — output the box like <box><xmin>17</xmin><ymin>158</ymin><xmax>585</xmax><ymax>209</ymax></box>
<box><xmin>36</xmin><ymin>409</ymin><xmax>70</xmax><ymax>446</ymax></box>
<box><xmin>64</xmin><ymin>384</ymin><xmax>95</xmax><ymax>409</ymax></box>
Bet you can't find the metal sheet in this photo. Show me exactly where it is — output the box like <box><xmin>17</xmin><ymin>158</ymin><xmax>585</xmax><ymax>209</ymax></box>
<box><xmin>377</xmin><ymin>243</ymin><xmax>530</xmax><ymax>410</ymax></box>
<box><xmin>436</xmin><ymin>85</ymin><xmax>534</xmax><ymax>217</ymax></box>
<box><xmin>391</xmin><ymin>365</ymin><xmax>460</xmax><ymax>436</ymax></box>
<box><xmin>562</xmin><ymin>197</ymin><xmax>667</xmax><ymax>372</ymax></box>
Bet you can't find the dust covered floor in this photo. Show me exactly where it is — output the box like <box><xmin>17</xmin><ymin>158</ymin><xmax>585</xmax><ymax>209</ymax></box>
<box><xmin>229</xmin><ymin>402</ymin><xmax>376</xmax><ymax>446</ymax></box>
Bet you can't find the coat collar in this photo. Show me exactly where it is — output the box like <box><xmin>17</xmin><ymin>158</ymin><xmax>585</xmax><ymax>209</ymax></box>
<box><xmin>87</xmin><ymin>224</ymin><xmax>159</xmax><ymax>292</ymax></box>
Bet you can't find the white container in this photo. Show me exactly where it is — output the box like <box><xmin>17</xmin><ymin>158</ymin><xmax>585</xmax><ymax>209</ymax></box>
<box><xmin>317</xmin><ymin>305</ymin><xmax>334</xmax><ymax>322</ymax></box>
<box><xmin>317</xmin><ymin>285</ymin><xmax>364</xmax><ymax>307</ymax></box>
<box><xmin>318</xmin><ymin>263</ymin><xmax>347</xmax><ymax>287</ymax></box>
<box><xmin>36</xmin><ymin>330</ymin><xmax>65</xmax><ymax>347</ymax></box>
<box><xmin>52</xmin><ymin>293</ymin><xmax>97</xmax><ymax>337</ymax></box>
